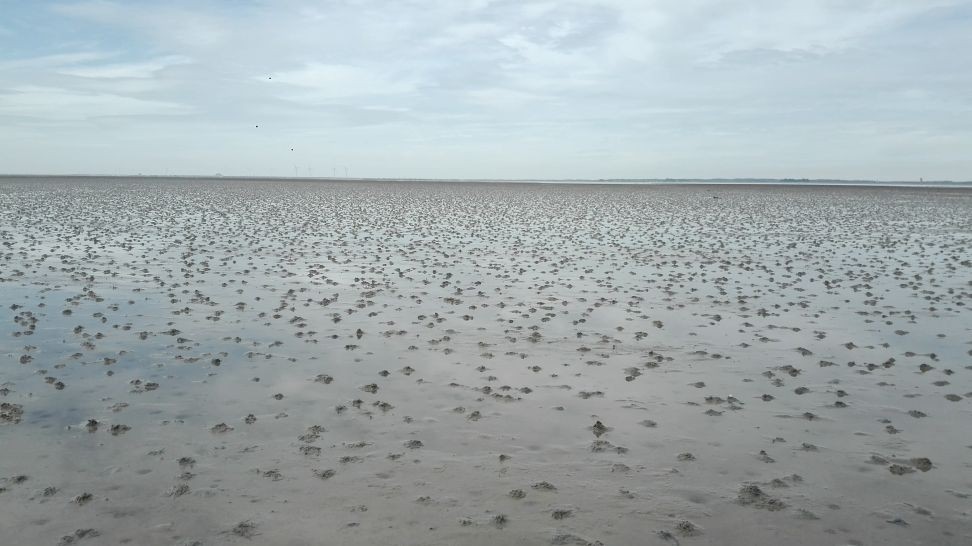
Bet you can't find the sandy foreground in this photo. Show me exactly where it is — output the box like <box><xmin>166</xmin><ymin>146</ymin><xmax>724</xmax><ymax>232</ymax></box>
<box><xmin>0</xmin><ymin>178</ymin><xmax>970</xmax><ymax>546</ymax></box>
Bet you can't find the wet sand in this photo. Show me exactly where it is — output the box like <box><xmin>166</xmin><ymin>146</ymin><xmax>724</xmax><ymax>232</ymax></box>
<box><xmin>1</xmin><ymin>177</ymin><xmax>970</xmax><ymax>545</ymax></box>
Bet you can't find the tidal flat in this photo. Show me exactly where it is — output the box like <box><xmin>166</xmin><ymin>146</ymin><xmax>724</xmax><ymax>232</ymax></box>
<box><xmin>1</xmin><ymin>178</ymin><xmax>970</xmax><ymax>545</ymax></box>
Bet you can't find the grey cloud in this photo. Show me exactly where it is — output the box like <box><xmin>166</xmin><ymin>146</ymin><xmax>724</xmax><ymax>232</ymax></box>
<box><xmin>0</xmin><ymin>0</ymin><xmax>968</xmax><ymax>179</ymax></box>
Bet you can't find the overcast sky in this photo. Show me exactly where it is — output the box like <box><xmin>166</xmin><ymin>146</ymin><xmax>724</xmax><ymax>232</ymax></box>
<box><xmin>1</xmin><ymin>1</ymin><xmax>970</xmax><ymax>180</ymax></box>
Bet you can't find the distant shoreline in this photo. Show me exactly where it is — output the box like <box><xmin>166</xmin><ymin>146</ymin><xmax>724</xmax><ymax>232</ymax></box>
<box><xmin>1</xmin><ymin>173</ymin><xmax>970</xmax><ymax>189</ymax></box>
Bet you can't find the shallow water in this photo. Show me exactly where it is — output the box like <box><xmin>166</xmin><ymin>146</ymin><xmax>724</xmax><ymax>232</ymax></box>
<box><xmin>1</xmin><ymin>178</ymin><xmax>970</xmax><ymax>545</ymax></box>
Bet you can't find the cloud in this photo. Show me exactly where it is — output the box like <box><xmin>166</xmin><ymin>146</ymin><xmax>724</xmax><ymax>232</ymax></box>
<box><xmin>0</xmin><ymin>86</ymin><xmax>191</xmax><ymax>120</ymax></box>
<box><xmin>466</xmin><ymin>87</ymin><xmax>545</xmax><ymax>109</ymax></box>
<box><xmin>0</xmin><ymin>52</ymin><xmax>116</xmax><ymax>72</ymax></box>
<box><xmin>268</xmin><ymin>63</ymin><xmax>419</xmax><ymax>102</ymax></box>
<box><xmin>58</xmin><ymin>55</ymin><xmax>192</xmax><ymax>79</ymax></box>
<box><xmin>51</xmin><ymin>1</ymin><xmax>231</xmax><ymax>48</ymax></box>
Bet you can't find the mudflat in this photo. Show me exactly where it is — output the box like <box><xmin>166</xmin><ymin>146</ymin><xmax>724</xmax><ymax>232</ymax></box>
<box><xmin>1</xmin><ymin>178</ymin><xmax>970</xmax><ymax>545</ymax></box>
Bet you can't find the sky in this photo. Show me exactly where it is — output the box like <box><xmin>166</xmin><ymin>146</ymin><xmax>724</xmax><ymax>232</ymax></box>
<box><xmin>0</xmin><ymin>0</ymin><xmax>970</xmax><ymax>180</ymax></box>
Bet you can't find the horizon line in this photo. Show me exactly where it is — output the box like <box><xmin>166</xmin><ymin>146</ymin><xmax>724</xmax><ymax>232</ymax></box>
<box><xmin>1</xmin><ymin>173</ymin><xmax>970</xmax><ymax>187</ymax></box>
